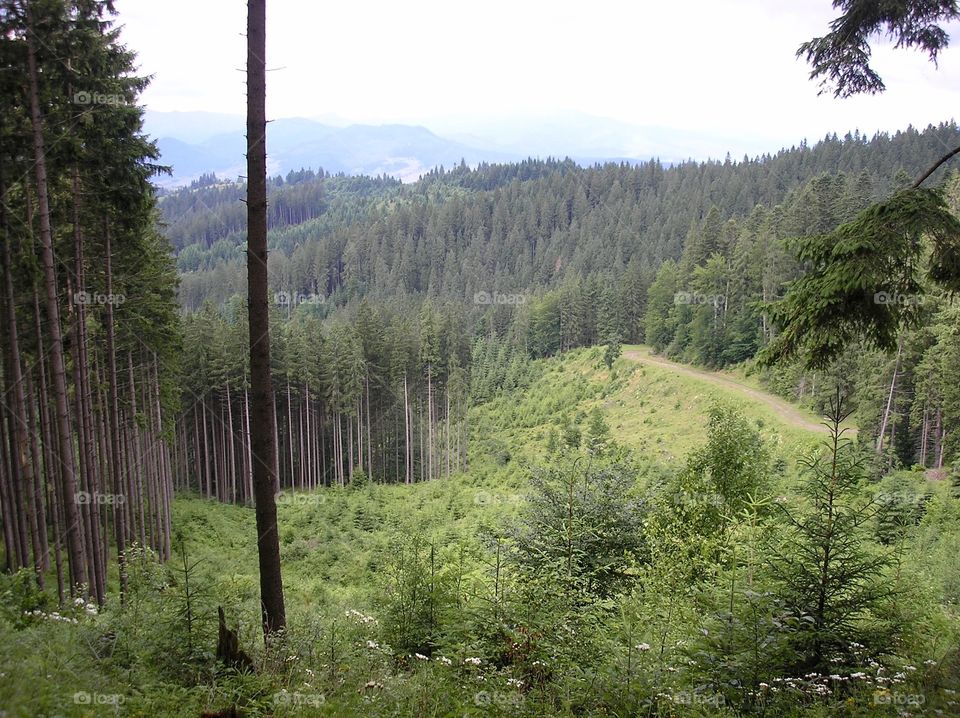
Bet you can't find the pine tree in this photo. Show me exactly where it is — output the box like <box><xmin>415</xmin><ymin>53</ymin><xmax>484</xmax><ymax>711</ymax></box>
<box><xmin>766</xmin><ymin>393</ymin><xmax>890</xmax><ymax>672</ymax></box>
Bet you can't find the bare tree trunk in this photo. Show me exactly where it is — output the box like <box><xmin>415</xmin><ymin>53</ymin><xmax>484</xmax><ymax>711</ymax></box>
<box><xmin>445</xmin><ymin>387</ymin><xmax>451</xmax><ymax>479</ymax></box>
<box><xmin>247</xmin><ymin>0</ymin><xmax>286</xmax><ymax>638</ymax></box>
<box><xmin>427</xmin><ymin>369</ymin><xmax>434</xmax><ymax>481</ymax></box>
<box><xmin>202</xmin><ymin>398</ymin><xmax>212</xmax><ymax>497</ymax></box>
<box><xmin>70</xmin><ymin>172</ymin><xmax>106</xmax><ymax>603</ymax></box>
<box><xmin>244</xmin><ymin>385</ymin><xmax>253</xmax><ymax>503</ymax></box>
<box><xmin>876</xmin><ymin>338</ymin><xmax>902</xmax><ymax>455</ymax></box>
<box><xmin>404</xmin><ymin>375</ymin><xmax>411</xmax><ymax>484</ymax></box>
<box><xmin>919</xmin><ymin>406</ymin><xmax>929</xmax><ymax>467</ymax></box>
<box><xmin>305</xmin><ymin>385</ymin><xmax>312</xmax><ymax>489</ymax></box>
<box><xmin>936</xmin><ymin>409</ymin><xmax>945</xmax><ymax>469</ymax></box>
<box><xmin>23</xmin><ymin>371</ymin><xmax>49</xmax><ymax>574</ymax></box>
<box><xmin>26</xmin><ymin>21</ymin><xmax>87</xmax><ymax>593</ymax></box>
<box><xmin>226</xmin><ymin>384</ymin><xmax>236</xmax><ymax>502</ymax></box>
<box><xmin>0</xmin><ymin>190</ymin><xmax>44</xmax><ymax>586</ymax></box>
<box><xmin>365</xmin><ymin>376</ymin><xmax>372</xmax><ymax>479</ymax></box>
<box><xmin>286</xmin><ymin>381</ymin><xmax>294</xmax><ymax>488</ymax></box>
<box><xmin>34</xmin><ymin>288</ymin><xmax>64</xmax><ymax>602</ymax></box>
<box><xmin>128</xmin><ymin>355</ymin><xmax>147</xmax><ymax>550</ymax></box>
<box><xmin>0</xmin><ymin>411</ymin><xmax>23</xmax><ymax>571</ymax></box>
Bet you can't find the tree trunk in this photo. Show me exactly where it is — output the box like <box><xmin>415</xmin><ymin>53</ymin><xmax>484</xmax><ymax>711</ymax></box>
<box><xmin>226</xmin><ymin>383</ymin><xmax>236</xmax><ymax>502</ymax></box>
<box><xmin>247</xmin><ymin>0</ymin><xmax>286</xmax><ymax>638</ymax></box>
<box><xmin>876</xmin><ymin>339</ymin><xmax>902</xmax><ymax>455</ymax></box>
<box><xmin>34</xmin><ymin>287</ymin><xmax>64</xmax><ymax>603</ymax></box>
<box><xmin>26</xmin><ymin>21</ymin><xmax>87</xmax><ymax>594</ymax></box>
<box><xmin>404</xmin><ymin>375</ymin><xmax>411</xmax><ymax>484</ymax></box>
<box><xmin>0</xmin><ymin>187</ymin><xmax>44</xmax><ymax>586</ymax></box>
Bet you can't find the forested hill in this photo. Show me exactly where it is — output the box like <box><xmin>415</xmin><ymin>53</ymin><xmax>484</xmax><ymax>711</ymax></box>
<box><xmin>166</xmin><ymin>123</ymin><xmax>960</xmax><ymax>310</ymax></box>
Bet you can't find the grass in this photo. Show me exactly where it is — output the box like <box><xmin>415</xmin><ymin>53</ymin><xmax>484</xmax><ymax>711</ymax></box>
<box><xmin>0</xmin><ymin>346</ymin><xmax>888</xmax><ymax>717</ymax></box>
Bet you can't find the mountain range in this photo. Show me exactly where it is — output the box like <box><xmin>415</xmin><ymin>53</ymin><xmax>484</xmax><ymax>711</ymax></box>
<box><xmin>144</xmin><ymin>110</ymin><xmax>777</xmax><ymax>187</ymax></box>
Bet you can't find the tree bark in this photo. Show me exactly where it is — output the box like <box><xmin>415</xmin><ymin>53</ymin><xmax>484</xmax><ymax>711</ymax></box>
<box><xmin>247</xmin><ymin>0</ymin><xmax>286</xmax><ymax>639</ymax></box>
<box><xmin>26</xmin><ymin>20</ymin><xmax>88</xmax><ymax>594</ymax></box>
<box><xmin>876</xmin><ymin>338</ymin><xmax>902</xmax><ymax>455</ymax></box>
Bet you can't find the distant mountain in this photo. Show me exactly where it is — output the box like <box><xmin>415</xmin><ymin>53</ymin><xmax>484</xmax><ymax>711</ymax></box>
<box><xmin>145</xmin><ymin>110</ymin><xmax>720</xmax><ymax>188</ymax></box>
<box><xmin>143</xmin><ymin>111</ymin><xmax>245</xmax><ymax>144</ymax></box>
<box><xmin>433</xmin><ymin>111</ymin><xmax>783</xmax><ymax>165</ymax></box>
<box><xmin>145</xmin><ymin>112</ymin><xmax>522</xmax><ymax>187</ymax></box>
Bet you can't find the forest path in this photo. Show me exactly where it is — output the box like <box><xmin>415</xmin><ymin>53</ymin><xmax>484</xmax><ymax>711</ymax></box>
<box><xmin>622</xmin><ymin>346</ymin><xmax>828</xmax><ymax>434</ymax></box>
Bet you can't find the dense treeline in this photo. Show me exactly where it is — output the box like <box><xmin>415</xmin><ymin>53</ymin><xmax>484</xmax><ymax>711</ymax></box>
<box><xmin>644</xmin><ymin>169</ymin><xmax>960</xmax><ymax>471</ymax></box>
<box><xmin>175</xmin><ymin>297</ymin><xmax>482</xmax><ymax>497</ymax></box>
<box><xmin>170</xmin><ymin>124</ymin><xmax>960</xmax><ymax>489</ymax></box>
<box><xmin>0</xmin><ymin>0</ymin><xmax>179</xmax><ymax>601</ymax></box>
<box><xmin>166</xmin><ymin>124</ymin><xmax>960</xmax><ymax>310</ymax></box>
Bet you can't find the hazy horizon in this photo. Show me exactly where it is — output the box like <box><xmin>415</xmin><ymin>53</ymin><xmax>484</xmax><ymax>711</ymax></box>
<box><xmin>119</xmin><ymin>0</ymin><xmax>960</xmax><ymax>164</ymax></box>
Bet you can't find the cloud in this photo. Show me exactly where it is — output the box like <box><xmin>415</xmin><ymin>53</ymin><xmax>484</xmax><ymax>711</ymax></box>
<box><xmin>116</xmin><ymin>0</ymin><xmax>959</xmax><ymax>157</ymax></box>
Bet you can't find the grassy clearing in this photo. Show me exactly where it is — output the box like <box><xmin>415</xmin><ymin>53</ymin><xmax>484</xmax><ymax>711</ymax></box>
<box><xmin>2</xmin><ymin>347</ymin><xmax>897</xmax><ymax>717</ymax></box>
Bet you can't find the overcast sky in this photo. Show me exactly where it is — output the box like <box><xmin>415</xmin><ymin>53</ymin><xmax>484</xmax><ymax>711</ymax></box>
<box><xmin>115</xmin><ymin>0</ymin><xmax>959</xmax><ymax>153</ymax></box>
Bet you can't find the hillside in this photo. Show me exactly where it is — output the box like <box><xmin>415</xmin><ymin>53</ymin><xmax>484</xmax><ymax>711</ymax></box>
<box><xmin>164</xmin><ymin>123</ymin><xmax>960</xmax><ymax>310</ymax></box>
<box><xmin>3</xmin><ymin>347</ymin><xmax>956</xmax><ymax>717</ymax></box>
<box><xmin>5</xmin><ymin>3</ymin><xmax>960</xmax><ymax>718</ymax></box>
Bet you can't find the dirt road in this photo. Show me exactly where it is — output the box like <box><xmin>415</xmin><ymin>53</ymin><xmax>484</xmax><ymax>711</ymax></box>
<box><xmin>623</xmin><ymin>348</ymin><xmax>828</xmax><ymax>434</ymax></box>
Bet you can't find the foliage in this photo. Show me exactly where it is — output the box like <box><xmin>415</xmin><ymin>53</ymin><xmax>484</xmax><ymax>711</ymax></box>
<box><xmin>510</xmin><ymin>453</ymin><xmax>647</xmax><ymax>598</ymax></box>
<box><xmin>765</xmin><ymin>397</ymin><xmax>892</xmax><ymax>673</ymax></box>
<box><xmin>799</xmin><ymin>0</ymin><xmax>960</xmax><ymax>97</ymax></box>
<box><xmin>759</xmin><ymin>188</ymin><xmax>960</xmax><ymax>368</ymax></box>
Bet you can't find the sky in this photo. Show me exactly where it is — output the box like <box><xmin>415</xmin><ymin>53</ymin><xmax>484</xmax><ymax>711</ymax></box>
<box><xmin>114</xmin><ymin>0</ymin><xmax>960</xmax><ymax>156</ymax></box>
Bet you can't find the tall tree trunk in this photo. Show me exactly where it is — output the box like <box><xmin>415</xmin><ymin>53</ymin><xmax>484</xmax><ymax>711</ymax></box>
<box><xmin>247</xmin><ymin>0</ymin><xmax>286</xmax><ymax>638</ymax></box>
<box><xmin>23</xmin><ymin>371</ymin><xmax>50</xmax><ymax>574</ymax></box>
<box><xmin>365</xmin><ymin>376</ymin><xmax>372</xmax><ymax>479</ymax></box>
<box><xmin>26</xmin><ymin>21</ymin><xmax>88</xmax><ymax>594</ymax></box>
<box><xmin>0</xmin><ymin>410</ymin><xmax>23</xmax><ymax>572</ymax></box>
<box><xmin>226</xmin><ymin>383</ymin><xmax>236</xmax><ymax>502</ymax></box>
<box><xmin>244</xmin><ymin>385</ymin><xmax>253</xmax><ymax>503</ymax></box>
<box><xmin>919</xmin><ymin>406</ymin><xmax>929</xmax><ymax>467</ymax></box>
<box><xmin>34</xmin><ymin>287</ymin><xmax>64</xmax><ymax>603</ymax></box>
<box><xmin>287</xmin><ymin>381</ymin><xmax>294</xmax><ymax>488</ymax></box>
<box><xmin>876</xmin><ymin>339</ymin><xmax>903</xmax><ymax>455</ymax></box>
<box><xmin>445</xmin><ymin>387</ymin><xmax>451</xmax><ymax>479</ymax></box>
<box><xmin>202</xmin><ymin>398</ymin><xmax>212</xmax><ymax>497</ymax></box>
<box><xmin>0</xmin><ymin>185</ymin><xmax>44</xmax><ymax>586</ymax></box>
<box><xmin>403</xmin><ymin>375</ymin><xmax>411</xmax><ymax>484</ymax></box>
<box><xmin>127</xmin><ymin>355</ymin><xmax>147</xmax><ymax>550</ymax></box>
<box><xmin>70</xmin><ymin>171</ymin><xmax>106</xmax><ymax>604</ymax></box>
<box><xmin>427</xmin><ymin>368</ymin><xmax>434</xmax><ymax>481</ymax></box>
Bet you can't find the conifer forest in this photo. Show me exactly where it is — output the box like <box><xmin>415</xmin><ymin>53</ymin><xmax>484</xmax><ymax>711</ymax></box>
<box><xmin>2</xmin><ymin>1</ymin><xmax>960</xmax><ymax>716</ymax></box>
